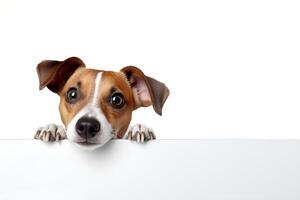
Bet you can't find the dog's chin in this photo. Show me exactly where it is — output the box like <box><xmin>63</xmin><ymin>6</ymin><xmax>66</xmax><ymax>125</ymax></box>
<box><xmin>73</xmin><ymin>141</ymin><xmax>108</xmax><ymax>150</ymax></box>
<box><xmin>75</xmin><ymin>142</ymin><xmax>105</xmax><ymax>150</ymax></box>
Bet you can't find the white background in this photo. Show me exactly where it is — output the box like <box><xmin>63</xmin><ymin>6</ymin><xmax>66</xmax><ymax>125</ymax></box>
<box><xmin>0</xmin><ymin>0</ymin><xmax>300</xmax><ymax>139</ymax></box>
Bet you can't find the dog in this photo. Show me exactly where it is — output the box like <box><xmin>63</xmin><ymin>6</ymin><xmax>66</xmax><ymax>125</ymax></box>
<box><xmin>34</xmin><ymin>57</ymin><xmax>169</xmax><ymax>149</ymax></box>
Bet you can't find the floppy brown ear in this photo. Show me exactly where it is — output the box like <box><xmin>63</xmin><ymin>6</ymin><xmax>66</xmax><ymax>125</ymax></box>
<box><xmin>36</xmin><ymin>57</ymin><xmax>85</xmax><ymax>93</ymax></box>
<box><xmin>121</xmin><ymin>66</ymin><xmax>170</xmax><ymax>115</ymax></box>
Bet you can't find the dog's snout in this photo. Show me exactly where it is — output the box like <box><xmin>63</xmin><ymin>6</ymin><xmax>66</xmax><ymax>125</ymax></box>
<box><xmin>75</xmin><ymin>117</ymin><xmax>101</xmax><ymax>139</ymax></box>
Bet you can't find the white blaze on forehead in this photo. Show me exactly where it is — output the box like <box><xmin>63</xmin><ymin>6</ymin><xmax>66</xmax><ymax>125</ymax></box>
<box><xmin>66</xmin><ymin>71</ymin><xmax>114</xmax><ymax>149</ymax></box>
<box><xmin>92</xmin><ymin>72</ymin><xmax>103</xmax><ymax>106</ymax></box>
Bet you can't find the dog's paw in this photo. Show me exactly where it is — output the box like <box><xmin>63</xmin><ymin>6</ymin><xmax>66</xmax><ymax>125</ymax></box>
<box><xmin>34</xmin><ymin>124</ymin><xmax>67</xmax><ymax>142</ymax></box>
<box><xmin>125</xmin><ymin>124</ymin><xmax>156</xmax><ymax>143</ymax></box>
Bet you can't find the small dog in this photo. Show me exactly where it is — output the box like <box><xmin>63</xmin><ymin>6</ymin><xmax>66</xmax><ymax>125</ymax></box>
<box><xmin>34</xmin><ymin>57</ymin><xmax>169</xmax><ymax>149</ymax></box>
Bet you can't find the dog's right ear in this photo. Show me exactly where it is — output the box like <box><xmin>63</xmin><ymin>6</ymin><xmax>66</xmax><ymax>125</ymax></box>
<box><xmin>36</xmin><ymin>57</ymin><xmax>85</xmax><ymax>94</ymax></box>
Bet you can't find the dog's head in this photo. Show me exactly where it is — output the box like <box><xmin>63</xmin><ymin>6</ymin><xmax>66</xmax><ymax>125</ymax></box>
<box><xmin>37</xmin><ymin>57</ymin><xmax>169</xmax><ymax>149</ymax></box>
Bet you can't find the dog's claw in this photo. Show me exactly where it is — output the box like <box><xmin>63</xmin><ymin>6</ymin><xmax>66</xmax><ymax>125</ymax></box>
<box><xmin>127</xmin><ymin>130</ymin><xmax>133</xmax><ymax>140</ymax></box>
<box><xmin>45</xmin><ymin>132</ymin><xmax>50</xmax><ymax>141</ymax></box>
<box><xmin>125</xmin><ymin>124</ymin><xmax>156</xmax><ymax>143</ymax></box>
<box><xmin>55</xmin><ymin>133</ymin><xmax>60</xmax><ymax>142</ymax></box>
<box><xmin>34</xmin><ymin>129</ymin><xmax>41</xmax><ymax>139</ymax></box>
<box><xmin>35</xmin><ymin>124</ymin><xmax>67</xmax><ymax>142</ymax></box>
<box><xmin>136</xmin><ymin>132</ymin><xmax>141</xmax><ymax>143</ymax></box>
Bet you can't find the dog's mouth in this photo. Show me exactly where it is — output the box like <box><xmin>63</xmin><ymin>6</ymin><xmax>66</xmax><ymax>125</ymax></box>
<box><xmin>77</xmin><ymin>141</ymin><xmax>96</xmax><ymax>146</ymax></box>
<box><xmin>73</xmin><ymin>139</ymin><xmax>110</xmax><ymax>150</ymax></box>
<box><xmin>67</xmin><ymin>130</ymin><xmax>114</xmax><ymax>150</ymax></box>
<box><xmin>74</xmin><ymin>141</ymin><xmax>102</xmax><ymax>150</ymax></box>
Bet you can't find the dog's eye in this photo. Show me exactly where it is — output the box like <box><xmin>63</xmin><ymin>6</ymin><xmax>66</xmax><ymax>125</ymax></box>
<box><xmin>109</xmin><ymin>92</ymin><xmax>125</xmax><ymax>109</ymax></box>
<box><xmin>66</xmin><ymin>87</ymin><xmax>79</xmax><ymax>104</ymax></box>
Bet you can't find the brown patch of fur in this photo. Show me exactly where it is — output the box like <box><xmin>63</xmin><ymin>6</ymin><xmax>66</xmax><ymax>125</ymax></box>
<box><xmin>99</xmin><ymin>71</ymin><xmax>135</xmax><ymax>138</ymax></box>
<box><xmin>59</xmin><ymin>68</ymin><xmax>99</xmax><ymax>126</ymax></box>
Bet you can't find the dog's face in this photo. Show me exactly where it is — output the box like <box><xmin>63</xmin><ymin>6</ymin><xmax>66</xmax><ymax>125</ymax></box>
<box><xmin>37</xmin><ymin>57</ymin><xmax>169</xmax><ymax>149</ymax></box>
<box><xmin>59</xmin><ymin>68</ymin><xmax>135</xmax><ymax>148</ymax></box>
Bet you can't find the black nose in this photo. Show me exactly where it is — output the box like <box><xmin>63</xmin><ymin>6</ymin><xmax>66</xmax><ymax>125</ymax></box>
<box><xmin>75</xmin><ymin>117</ymin><xmax>101</xmax><ymax>139</ymax></box>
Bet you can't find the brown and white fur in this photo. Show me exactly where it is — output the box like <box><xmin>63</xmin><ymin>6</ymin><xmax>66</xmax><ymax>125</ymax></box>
<box><xmin>34</xmin><ymin>57</ymin><xmax>169</xmax><ymax>149</ymax></box>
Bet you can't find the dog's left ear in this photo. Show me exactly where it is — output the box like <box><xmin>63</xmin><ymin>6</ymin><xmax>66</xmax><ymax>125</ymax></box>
<box><xmin>36</xmin><ymin>57</ymin><xmax>85</xmax><ymax>94</ymax></box>
<box><xmin>121</xmin><ymin>66</ymin><xmax>170</xmax><ymax>115</ymax></box>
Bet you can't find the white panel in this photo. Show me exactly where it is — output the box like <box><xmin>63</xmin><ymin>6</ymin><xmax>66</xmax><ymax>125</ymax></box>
<box><xmin>0</xmin><ymin>140</ymin><xmax>299</xmax><ymax>200</ymax></box>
